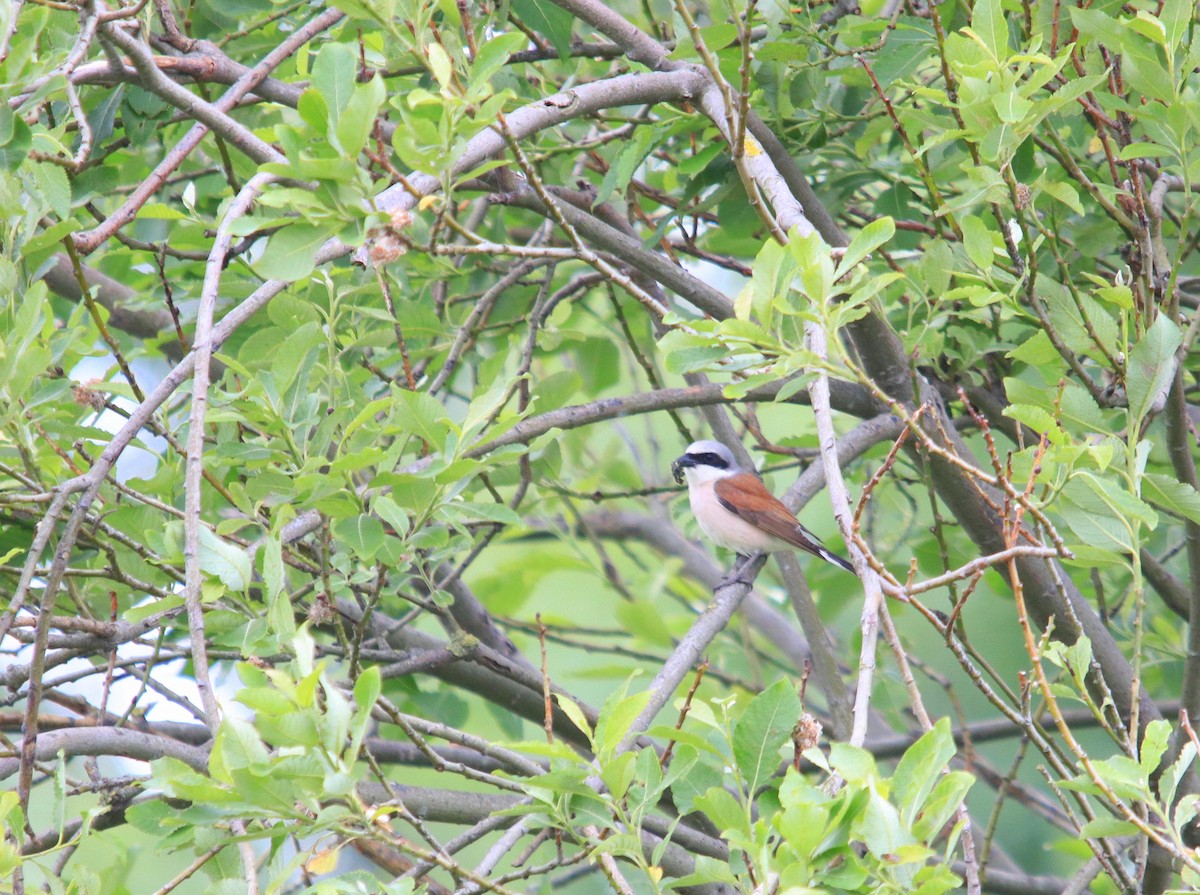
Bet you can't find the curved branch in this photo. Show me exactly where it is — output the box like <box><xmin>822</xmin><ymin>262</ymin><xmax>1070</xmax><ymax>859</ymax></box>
<box><xmin>0</xmin><ymin>727</ymin><xmax>210</xmax><ymax>778</ymax></box>
<box><xmin>344</xmin><ymin>606</ymin><xmax>596</xmax><ymax>752</ymax></box>
<box><xmin>183</xmin><ymin>171</ymin><xmax>276</xmax><ymax>730</ymax></box>
<box><xmin>491</xmin><ymin>184</ymin><xmax>733</xmax><ymax>318</ymax></box>
<box><xmin>845</xmin><ymin>312</ymin><xmax>1159</xmax><ymax>731</ymax></box>
<box><xmin>271</xmin><ymin>380</ymin><xmax>881</xmax><ymax>548</ymax></box>
<box><xmin>97</xmin><ymin>26</ymin><xmax>282</xmax><ymax>165</ymax></box>
<box><xmin>357</xmin><ymin>67</ymin><xmax>710</xmax><ymax>264</ymax></box>
<box><xmin>41</xmin><ymin>253</ymin><xmax>178</xmax><ymax>346</ymax></box>
<box><xmin>618</xmin><ymin>555</ymin><xmax>767</xmax><ymax>753</ymax></box>
<box><xmin>74</xmin><ymin>8</ymin><xmax>344</xmax><ymax>254</ymax></box>
<box><xmin>545</xmin><ymin>0</ymin><xmax>813</xmax><ymax>235</ymax></box>
<box><xmin>571</xmin><ymin>507</ymin><xmax>814</xmax><ymax>670</ymax></box>
<box><xmin>471</xmin><ymin>380</ymin><xmax>880</xmax><ymax>458</ymax></box>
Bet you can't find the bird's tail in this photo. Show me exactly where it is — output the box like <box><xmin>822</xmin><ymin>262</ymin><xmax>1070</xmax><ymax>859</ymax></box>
<box><xmin>817</xmin><ymin>545</ymin><xmax>856</xmax><ymax>574</ymax></box>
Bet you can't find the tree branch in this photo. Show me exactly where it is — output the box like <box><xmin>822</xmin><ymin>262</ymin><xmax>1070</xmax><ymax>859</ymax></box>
<box><xmin>0</xmin><ymin>727</ymin><xmax>209</xmax><ymax>778</ymax></box>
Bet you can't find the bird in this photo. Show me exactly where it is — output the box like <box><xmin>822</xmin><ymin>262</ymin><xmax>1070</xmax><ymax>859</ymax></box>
<box><xmin>671</xmin><ymin>440</ymin><xmax>855</xmax><ymax>573</ymax></box>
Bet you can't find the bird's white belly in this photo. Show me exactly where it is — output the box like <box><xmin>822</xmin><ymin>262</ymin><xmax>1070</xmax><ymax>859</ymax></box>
<box><xmin>689</xmin><ymin>483</ymin><xmax>785</xmax><ymax>553</ymax></box>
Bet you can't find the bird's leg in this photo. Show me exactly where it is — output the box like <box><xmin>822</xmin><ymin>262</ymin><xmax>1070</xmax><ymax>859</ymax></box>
<box><xmin>718</xmin><ymin>553</ymin><xmax>757</xmax><ymax>589</ymax></box>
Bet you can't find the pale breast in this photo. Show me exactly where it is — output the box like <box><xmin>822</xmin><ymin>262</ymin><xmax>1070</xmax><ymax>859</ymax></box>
<box><xmin>689</xmin><ymin>481</ymin><xmax>786</xmax><ymax>553</ymax></box>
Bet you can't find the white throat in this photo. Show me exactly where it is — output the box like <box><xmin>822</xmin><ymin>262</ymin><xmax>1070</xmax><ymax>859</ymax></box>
<box><xmin>682</xmin><ymin>464</ymin><xmax>735</xmax><ymax>486</ymax></box>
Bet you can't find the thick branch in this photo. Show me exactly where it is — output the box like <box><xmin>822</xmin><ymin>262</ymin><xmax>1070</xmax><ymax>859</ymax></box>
<box><xmin>845</xmin><ymin>312</ymin><xmax>1158</xmax><ymax>730</ymax></box>
<box><xmin>0</xmin><ymin>727</ymin><xmax>209</xmax><ymax>778</ymax></box>
<box><xmin>74</xmin><ymin>8</ymin><xmax>344</xmax><ymax>254</ymax></box>
<box><xmin>359</xmin><ymin>68</ymin><xmax>710</xmax><ymax>264</ymax></box>
<box><xmin>492</xmin><ymin>184</ymin><xmax>733</xmax><ymax>318</ymax></box>
<box><xmin>98</xmin><ymin>26</ymin><xmax>282</xmax><ymax>165</ymax></box>
<box><xmin>1165</xmin><ymin>367</ymin><xmax>1200</xmax><ymax>721</ymax></box>
<box><xmin>572</xmin><ymin>508</ymin><xmax>813</xmax><ymax>670</ymax></box>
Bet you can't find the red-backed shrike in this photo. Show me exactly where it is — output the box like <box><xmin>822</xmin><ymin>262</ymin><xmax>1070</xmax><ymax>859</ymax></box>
<box><xmin>671</xmin><ymin>440</ymin><xmax>855</xmax><ymax>573</ymax></box>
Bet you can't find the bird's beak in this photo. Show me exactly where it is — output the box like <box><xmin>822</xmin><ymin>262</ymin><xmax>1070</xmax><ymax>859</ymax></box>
<box><xmin>671</xmin><ymin>454</ymin><xmax>693</xmax><ymax>484</ymax></box>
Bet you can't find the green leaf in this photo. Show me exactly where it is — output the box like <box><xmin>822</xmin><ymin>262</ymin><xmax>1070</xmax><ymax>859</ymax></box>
<box><xmin>961</xmin><ymin>215</ymin><xmax>993</xmax><ymax>271</ymax></box>
<box><xmin>1068</xmin><ymin>7</ymin><xmax>1125</xmax><ymax>49</ymax></box>
<box><xmin>470</xmin><ymin>32</ymin><xmax>528</xmax><ymax>89</ymax></box>
<box><xmin>256</xmin><ymin>223</ymin><xmax>331</xmax><ymax>281</ymax></box>
<box><xmin>1119</xmin><ymin>141</ymin><xmax>1175</xmax><ymax>161</ymax></box>
<box><xmin>829</xmin><ymin>742</ymin><xmax>876</xmax><ymax>783</ymax></box>
<box><xmin>334</xmin><ymin>514</ymin><xmax>387</xmax><ymax>561</ymax></box>
<box><xmin>599</xmin><ymin>751</ymin><xmax>637</xmax><ymax>800</ymax></box>
<box><xmin>311</xmin><ymin>41</ymin><xmax>357</xmax><ymax>119</ymax></box>
<box><xmin>669</xmin><ymin>751</ymin><xmax>725</xmax><ymax>815</ymax></box>
<box><xmin>1058</xmin><ymin>478</ymin><xmax>1136</xmax><ymax>556</ymax></box>
<box><xmin>212</xmin><ymin>718</ymin><xmax>271</xmax><ymax>777</ymax></box>
<box><xmin>992</xmin><ymin>90</ymin><xmax>1033</xmax><ymax>125</ymax></box>
<box><xmin>870</xmin><ymin>19</ymin><xmax>936</xmax><ymax>87</ymax></box>
<box><xmin>1073</xmin><ymin>755</ymin><xmax>1150</xmax><ymax>801</ymax></box>
<box><xmin>1003</xmin><ymin>403</ymin><xmax>1063</xmax><ymax>445</ymax></box>
<box><xmin>236</xmin><ymin>687</ymin><xmax>296</xmax><ymax>716</ymax></box>
<box><xmin>443</xmin><ymin>501</ymin><xmax>523</xmax><ymax>526</ymax></box>
<box><xmin>260</xmin><ymin>532</ymin><xmax>283</xmax><ymax>602</ymax></box>
<box><xmin>126</xmin><ymin>800</ymin><xmax>174</xmax><ymax>834</ymax></box>
<box><xmin>661</xmin><ymin>339</ymin><xmax>728</xmax><ymax>375</ymax></box>
<box><xmin>370</xmin><ymin>494</ymin><xmax>410</xmax><ymax>536</ymax></box>
<box><xmin>0</xmin><ymin>105</ymin><xmax>14</xmax><ymax>146</ymax></box>
<box><xmin>426</xmin><ymin>43</ymin><xmax>454</xmax><ymax>90</ymax></box>
<box><xmin>379</xmin><ymin>472</ymin><xmax>438</xmax><ymax>515</ymax></box>
<box><xmin>789</xmin><ymin>229</ymin><xmax>835</xmax><ymax>307</ymax></box>
<box><xmin>862</xmin><ymin>790</ymin><xmax>915</xmax><ymax>857</ymax></box>
<box><xmin>1158</xmin><ymin>0</ymin><xmax>1191</xmax><ymax>51</ymax></box>
<box><xmin>1057</xmin><ymin>382</ymin><xmax>1108</xmax><ymax>433</ymax></box>
<box><xmin>124</xmin><ymin>594</ymin><xmax>185</xmax><ymax>623</ymax></box>
<box><xmin>670</xmin><ymin>855</ymin><xmax>739</xmax><ymax>889</ymax></box>
<box><xmin>350</xmin><ymin>666</ymin><xmax>382</xmax><ymax>762</ymax></box>
<box><xmin>593</xmin><ymin>681</ymin><xmax>652</xmax><ymax>757</ymax></box>
<box><xmin>775</xmin><ymin>778</ymin><xmax>834</xmax><ymax>857</ymax></box>
<box><xmin>87</xmin><ymin>85</ymin><xmax>124</xmax><ymax>148</ymax></box>
<box><xmin>835</xmin><ymin>216</ymin><xmax>894</xmax><ymax>281</ymax></box>
<box><xmin>327</xmin><ymin>0</ymin><xmax>392</xmax><ymax>22</ymax></box>
<box><xmin>1007</xmin><ymin>330</ymin><xmax>1058</xmax><ymax>367</ymax></box>
<box><xmin>1079</xmin><ymin>816</ymin><xmax>1140</xmax><ymax>838</ymax></box>
<box><xmin>1139</xmin><ymin>718</ymin><xmax>1171</xmax><ymax>775</ymax></box>
<box><xmin>646</xmin><ymin>727</ymin><xmax>724</xmax><ymax>759</ymax></box>
<box><xmin>26</xmin><ymin>162</ymin><xmax>70</xmax><ymax>218</ymax></box>
<box><xmin>732</xmin><ymin>678</ymin><xmax>800</xmax><ymax>795</ymax></box>
<box><xmin>336</xmin><ymin>75</ymin><xmax>386</xmax><ymax>156</ymax></box>
<box><xmin>892</xmin><ymin>717</ymin><xmax>956</xmax><ymax>825</ymax></box>
<box><xmin>393</xmin><ymin>387</ymin><xmax>452</xmax><ymax>447</ymax></box>
<box><xmin>919</xmin><ymin>238</ymin><xmax>953</xmax><ymax>297</ymax></box>
<box><xmin>968</xmin><ymin>0</ymin><xmax>1008</xmax><ymax>58</ymax></box>
<box><xmin>913</xmin><ymin>771</ymin><xmax>974</xmax><ymax>841</ymax></box>
<box><xmin>1161</xmin><ymin>742</ymin><xmax>1197</xmax><ymax>809</ymax></box>
<box><xmin>1142</xmin><ymin>473</ymin><xmax>1200</xmax><ymax>525</ymax></box>
<box><xmin>511</xmin><ymin>0</ymin><xmax>574</xmax><ymax>58</ymax></box>
<box><xmin>595</xmin><ymin>126</ymin><xmax>655</xmax><ymax>206</ymax></box>
<box><xmin>1078</xmin><ymin>471</ymin><xmax>1158</xmax><ymax>528</ymax></box>
<box><xmin>553</xmin><ymin>694</ymin><xmax>593</xmax><ymax>742</ymax></box>
<box><xmin>296</xmin><ymin>88</ymin><xmax>329</xmax><ymax>135</ymax></box>
<box><xmin>268</xmin><ymin>579</ymin><xmax>297</xmax><ymax>639</ymax></box>
<box><xmin>737</xmin><ymin>238</ymin><xmax>798</xmax><ymax>320</ymax></box>
<box><xmin>1125</xmin><ymin>313</ymin><xmax>1181</xmax><ymax>421</ymax></box>
<box><xmin>1042</xmin><ymin>180</ymin><xmax>1084</xmax><ymax>214</ymax></box>
<box><xmin>693</xmin><ymin>786</ymin><xmax>750</xmax><ymax>839</ymax></box>
<box><xmin>1120</xmin><ymin>41</ymin><xmax>1173</xmax><ymax>103</ymax></box>
<box><xmin>199</xmin><ymin>528</ymin><xmax>253</xmax><ymax>591</ymax></box>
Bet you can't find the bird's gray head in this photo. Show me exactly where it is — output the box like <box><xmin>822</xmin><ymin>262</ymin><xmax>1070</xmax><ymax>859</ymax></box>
<box><xmin>671</xmin><ymin>440</ymin><xmax>740</xmax><ymax>484</ymax></box>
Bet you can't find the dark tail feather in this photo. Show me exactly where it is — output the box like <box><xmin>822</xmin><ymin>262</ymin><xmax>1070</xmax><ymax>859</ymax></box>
<box><xmin>817</xmin><ymin>546</ymin><xmax>856</xmax><ymax>574</ymax></box>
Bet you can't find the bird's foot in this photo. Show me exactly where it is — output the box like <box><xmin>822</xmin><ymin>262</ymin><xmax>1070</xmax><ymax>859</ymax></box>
<box><xmin>717</xmin><ymin>554</ymin><xmax>757</xmax><ymax>589</ymax></box>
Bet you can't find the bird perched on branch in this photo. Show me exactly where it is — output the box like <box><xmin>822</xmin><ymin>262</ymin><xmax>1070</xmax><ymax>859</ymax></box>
<box><xmin>671</xmin><ymin>440</ymin><xmax>855</xmax><ymax>573</ymax></box>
